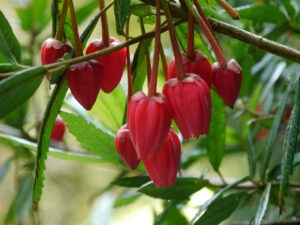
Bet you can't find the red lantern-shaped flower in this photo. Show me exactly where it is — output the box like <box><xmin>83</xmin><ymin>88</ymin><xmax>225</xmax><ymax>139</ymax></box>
<box><xmin>127</xmin><ymin>92</ymin><xmax>172</xmax><ymax>160</ymax></box>
<box><xmin>212</xmin><ymin>59</ymin><xmax>242</xmax><ymax>107</ymax></box>
<box><xmin>86</xmin><ymin>37</ymin><xmax>126</xmax><ymax>93</ymax></box>
<box><xmin>115</xmin><ymin>124</ymin><xmax>140</xmax><ymax>170</ymax></box>
<box><xmin>163</xmin><ymin>74</ymin><xmax>211</xmax><ymax>140</ymax></box>
<box><xmin>66</xmin><ymin>60</ymin><xmax>102</xmax><ymax>110</ymax></box>
<box><xmin>51</xmin><ymin>116</ymin><xmax>66</xmax><ymax>142</ymax></box>
<box><xmin>41</xmin><ymin>38</ymin><xmax>72</xmax><ymax>80</ymax></box>
<box><xmin>167</xmin><ymin>51</ymin><xmax>212</xmax><ymax>87</ymax></box>
<box><xmin>143</xmin><ymin>128</ymin><xmax>181</xmax><ymax>188</ymax></box>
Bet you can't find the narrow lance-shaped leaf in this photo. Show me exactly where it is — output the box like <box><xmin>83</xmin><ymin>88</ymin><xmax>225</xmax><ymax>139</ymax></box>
<box><xmin>254</xmin><ymin>183</ymin><xmax>271</xmax><ymax>225</ymax></box>
<box><xmin>261</xmin><ymin>79</ymin><xmax>296</xmax><ymax>180</ymax></box>
<box><xmin>33</xmin><ymin>11</ymin><xmax>103</xmax><ymax>207</ymax></box>
<box><xmin>0</xmin><ymin>11</ymin><xmax>21</xmax><ymax>64</ymax></box>
<box><xmin>0</xmin><ymin>158</ymin><xmax>12</xmax><ymax>184</ymax></box>
<box><xmin>247</xmin><ymin>130</ymin><xmax>256</xmax><ymax>178</ymax></box>
<box><xmin>190</xmin><ymin>176</ymin><xmax>249</xmax><ymax>225</ymax></box>
<box><xmin>195</xmin><ymin>192</ymin><xmax>247</xmax><ymax>225</ymax></box>
<box><xmin>279</xmin><ymin>77</ymin><xmax>300</xmax><ymax>212</ymax></box>
<box><xmin>0</xmin><ymin>66</ymin><xmax>46</xmax><ymax>118</ymax></box>
<box><xmin>114</xmin><ymin>0</ymin><xmax>130</xmax><ymax>35</ymax></box>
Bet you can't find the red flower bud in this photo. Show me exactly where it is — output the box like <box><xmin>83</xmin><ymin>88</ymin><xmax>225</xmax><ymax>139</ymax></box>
<box><xmin>51</xmin><ymin>116</ymin><xmax>66</xmax><ymax>142</ymax></box>
<box><xmin>167</xmin><ymin>51</ymin><xmax>212</xmax><ymax>87</ymax></box>
<box><xmin>86</xmin><ymin>37</ymin><xmax>126</xmax><ymax>93</ymax></box>
<box><xmin>41</xmin><ymin>38</ymin><xmax>72</xmax><ymax>80</ymax></box>
<box><xmin>127</xmin><ymin>92</ymin><xmax>172</xmax><ymax>160</ymax></box>
<box><xmin>115</xmin><ymin>124</ymin><xmax>140</xmax><ymax>170</ymax></box>
<box><xmin>66</xmin><ymin>60</ymin><xmax>102</xmax><ymax>110</ymax></box>
<box><xmin>163</xmin><ymin>74</ymin><xmax>211</xmax><ymax>140</ymax></box>
<box><xmin>143</xmin><ymin>128</ymin><xmax>181</xmax><ymax>188</ymax></box>
<box><xmin>212</xmin><ymin>59</ymin><xmax>242</xmax><ymax>107</ymax></box>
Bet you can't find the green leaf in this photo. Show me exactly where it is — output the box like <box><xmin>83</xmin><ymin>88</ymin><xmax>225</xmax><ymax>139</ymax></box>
<box><xmin>155</xmin><ymin>202</ymin><xmax>189</xmax><ymax>225</ymax></box>
<box><xmin>0</xmin><ymin>133</ymin><xmax>105</xmax><ymax>164</ymax></box>
<box><xmin>76</xmin><ymin>0</ymin><xmax>98</xmax><ymax>25</ymax></box>
<box><xmin>90</xmin><ymin>85</ymin><xmax>126</xmax><ymax>133</ymax></box>
<box><xmin>194</xmin><ymin>192</ymin><xmax>247</xmax><ymax>225</ymax></box>
<box><xmin>132</xmin><ymin>37</ymin><xmax>153</xmax><ymax>94</ymax></box>
<box><xmin>0</xmin><ymin>11</ymin><xmax>21</xmax><ymax>64</ymax></box>
<box><xmin>4</xmin><ymin>174</ymin><xmax>33</xmax><ymax>224</ymax></box>
<box><xmin>246</xmin><ymin>130</ymin><xmax>256</xmax><ymax>179</ymax></box>
<box><xmin>261</xmin><ymin>80</ymin><xmax>296</xmax><ymax>180</ymax></box>
<box><xmin>0</xmin><ymin>64</ymin><xmax>25</xmax><ymax>72</ymax></box>
<box><xmin>254</xmin><ymin>183</ymin><xmax>271</xmax><ymax>225</ymax></box>
<box><xmin>207</xmin><ymin>90</ymin><xmax>226</xmax><ymax>172</ymax></box>
<box><xmin>0</xmin><ymin>66</ymin><xmax>45</xmax><ymax>118</ymax></box>
<box><xmin>190</xmin><ymin>176</ymin><xmax>249</xmax><ymax>224</ymax></box>
<box><xmin>33</xmin><ymin>78</ymin><xmax>68</xmax><ymax>207</ymax></box>
<box><xmin>60</xmin><ymin>111</ymin><xmax>119</xmax><ymax>164</ymax></box>
<box><xmin>114</xmin><ymin>192</ymin><xmax>141</xmax><ymax>208</ymax></box>
<box><xmin>114</xmin><ymin>0</ymin><xmax>130</xmax><ymax>35</ymax></box>
<box><xmin>0</xmin><ymin>158</ymin><xmax>12</xmax><ymax>184</ymax></box>
<box><xmin>279</xmin><ymin>78</ymin><xmax>300</xmax><ymax>210</ymax></box>
<box><xmin>4</xmin><ymin>101</ymin><xmax>29</xmax><ymax>128</ymax></box>
<box><xmin>130</xmin><ymin>3</ymin><xmax>154</xmax><ymax>17</ymax></box>
<box><xmin>235</xmin><ymin>5</ymin><xmax>287</xmax><ymax>24</ymax></box>
<box><xmin>138</xmin><ymin>178</ymin><xmax>208</xmax><ymax>200</ymax></box>
<box><xmin>112</xmin><ymin>175</ymin><xmax>151</xmax><ymax>187</ymax></box>
<box><xmin>282</xmin><ymin>0</ymin><xmax>296</xmax><ymax>18</ymax></box>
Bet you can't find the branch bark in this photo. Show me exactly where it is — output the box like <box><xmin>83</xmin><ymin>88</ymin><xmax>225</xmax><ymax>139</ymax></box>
<box><xmin>140</xmin><ymin>0</ymin><xmax>300</xmax><ymax>64</ymax></box>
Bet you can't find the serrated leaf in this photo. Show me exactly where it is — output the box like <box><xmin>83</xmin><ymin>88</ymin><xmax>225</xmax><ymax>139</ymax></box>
<box><xmin>33</xmin><ymin>78</ymin><xmax>68</xmax><ymax>206</ymax></box>
<box><xmin>90</xmin><ymin>85</ymin><xmax>126</xmax><ymax>133</ymax></box>
<box><xmin>235</xmin><ymin>5</ymin><xmax>287</xmax><ymax>24</ymax></box>
<box><xmin>138</xmin><ymin>178</ymin><xmax>208</xmax><ymax>200</ymax></box>
<box><xmin>0</xmin><ymin>11</ymin><xmax>21</xmax><ymax>64</ymax></box>
<box><xmin>112</xmin><ymin>175</ymin><xmax>151</xmax><ymax>187</ymax></box>
<box><xmin>0</xmin><ymin>66</ymin><xmax>45</xmax><ymax>118</ymax></box>
<box><xmin>190</xmin><ymin>176</ymin><xmax>249</xmax><ymax>224</ymax></box>
<box><xmin>0</xmin><ymin>158</ymin><xmax>12</xmax><ymax>184</ymax></box>
<box><xmin>254</xmin><ymin>183</ymin><xmax>271</xmax><ymax>225</ymax></box>
<box><xmin>0</xmin><ymin>133</ymin><xmax>105</xmax><ymax>164</ymax></box>
<box><xmin>132</xmin><ymin>37</ymin><xmax>153</xmax><ymax>94</ymax></box>
<box><xmin>60</xmin><ymin>111</ymin><xmax>119</xmax><ymax>163</ymax></box>
<box><xmin>207</xmin><ymin>90</ymin><xmax>226</xmax><ymax>172</ymax></box>
<box><xmin>261</xmin><ymin>80</ymin><xmax>296</xmax><ymax>180</ymax></box>
<box><xmin>4</xmin><ymin>174</ymin><xmax>33</xmax><ymax>224</ymax></box>
<box><xmin>279</xmin><ymin>78</ymin><xmax>300</xmax><ymax>211</ymax></box>
<box><xmin>114</xmin><ymin>0</ymin><xmax>130</xmax><ymax>35</ymax></box>
<box><xmin>194</xmin><ymin>192</ymin><xmax>247</xmax><ymax>225</ymax></box>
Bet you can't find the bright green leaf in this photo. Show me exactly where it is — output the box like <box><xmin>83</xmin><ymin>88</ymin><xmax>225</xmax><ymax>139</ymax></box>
<box><xmin>114</xmin><ymin>192</ymin><xmax>141</xmax><ymax>208</ymax></box>
<box><xmin>138</xmin><ymin>178</ymin><xmax>208</xmax><ymax>200</ymax></box>
<box><xmin>0</xmin><ymin>11</ymin><xmax>21</xmax><ymax>64</ymax></box>
<box><xmin>155</xmin><ymin>202</ymin><xmax>189</xmax><ymax>225</ymax></box>
<box><xmin>0</xmin><ymin>66</ymin><xmax>45</xmax><ymax>118</ymax></box>
<box><xmin>60</xmin><ymin>111</ymin><xmax>119</xmax><ymax>164</ymax></box>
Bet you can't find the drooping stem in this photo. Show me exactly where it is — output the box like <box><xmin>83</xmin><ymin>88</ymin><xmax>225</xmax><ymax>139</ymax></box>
<box><xmin>55</xmin><ymin>0</ymin><xmax>69</xmax><ymax>40</ymax></box>
<box><xmin>98</xmin><ymin>0</ymin><xmax>110</xmax><ymax>46</ymax></box>
<box><xmin>68</xmin><ymin>0</ymin><xmax>82</xmax><ymax>57</ymax></box>
<box><xmin>139</xmin><ymin>17</ymin><xmax>151</xmax><ymax>85</ymax></box>
<box><xmin>161</xmin><ymin>0</ymin><xmax>185</xmax><ymax>80</ymax></box>
<box><xmin>125</xmin><ymin>17</ymin><xmax>132</xmax><ymax>99</ymax></box>
<box><xmin>159</xmin><ymin>43</ymin><xmax>168</xmax><ymax>81</ymax></box>
<box><xmin>187</xmin><ymin>10</ymin><xmax>195</xmax><ymax>60</ymax></box>
<box><xmin>216</xmin><ymin>0</ymin><xmax>240</xmax><ymax>20</ymax></box>
<box><xmin>148</xmin><ymin>0</ymin><xmax>161</xmax><ymax>97</ymax></box>
<box><xmin>185</xmin><ymin>0</ymin><xmax>227</xmax><ymax>68</ymax></box>
<box><xmin>193</xmin><ymin>0</ymin><xmax>214</xmax><ymax>34</ymax></box>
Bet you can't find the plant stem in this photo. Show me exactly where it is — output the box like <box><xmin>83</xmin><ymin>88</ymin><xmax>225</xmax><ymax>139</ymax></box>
<box><xmin>139</xmin><ymin>17</ymin><xmax>152</xmax><ymax>85</ymax></box>
<box><xmin>161</xmin><ymin>0</ymin><xmax>185</xmax><ymax>80</ymax></box>
<box><xmin>215</xmin><ymin>0</ymin><xmax>240</xmax><ymax>20</ymax></box>
<box><xmin>125</xmin><ymin>17</ymin><xmax>132</xmax><ymax>99</ymax></box>
<box><xmin>193</xmin><ymin>0</ymin><xmax>214</xmax><ymax>34</ymax></box>
<box><xmin>184</xmin><ymin>0</ymin><xmax>227</xmax><ymax>68</ymax></box>
<box><xmin>159</xmin><ymin>43</ymin><xmax>168</xmax><ymax>81</ymax></box>
<box><xmin>187</xmin><ymin>10</ymin><xmax>195</xmax><ymax>60</ymax></box>
<box><xmin>98</xmin><ymin>0</ymin><xmax>110</xmax><ymax>46</ymax></box>
<box><xmin>148</xmin><ymin>0</ymin><xmax>161</xmax><ymax>97</ymax></box>
<box><xmin>55</xmin><ymin>0</ymin><xmax>69</xmax><ymax>40</ymax></box>
<box><xmin>68</xmin><ymin>0</ymin><xmax>82</xmax><ymax>57</ymax></box>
